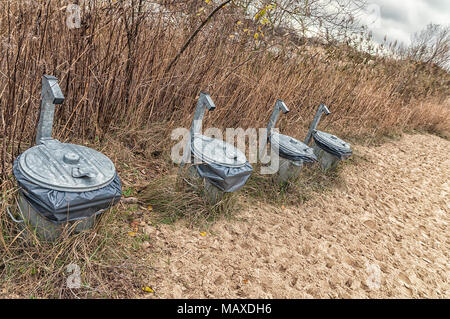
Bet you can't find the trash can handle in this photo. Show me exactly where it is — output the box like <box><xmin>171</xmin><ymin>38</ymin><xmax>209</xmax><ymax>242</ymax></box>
<box><xmin>6</xmin><ymin>206</ymin><xmax>24</xmax><ymax>224</ymax></box>
<box><xmin>304</xmin><ymin>103</ymin><xmax>331</xmax><ymax>145</ymax></box>
<box><xmin>72</xmin><ymin>167</ymin><xmax>98</xmax><ymax>178</ymax></box>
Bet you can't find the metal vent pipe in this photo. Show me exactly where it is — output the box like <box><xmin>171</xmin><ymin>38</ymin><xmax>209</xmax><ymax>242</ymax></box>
<box><xmin>259</xmin><ymin>99</ymin><xmax>289</xmax><ymax>159</ymax></box>
<box><xmin>35</xmin><ymin>75</ymin><xmax>64</xmax><ymax>145</ymax></box>
<box><xmin>304</xmin><ymin>103</ymin><xmax>330</xmax><ymax>145</ymax></box>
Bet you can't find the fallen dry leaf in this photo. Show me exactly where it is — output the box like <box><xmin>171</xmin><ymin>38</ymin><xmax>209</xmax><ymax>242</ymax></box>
<box><xmin>142</xmin><ymin>286</ymin><xmax>154</xmax><ymax>293</ymax></box>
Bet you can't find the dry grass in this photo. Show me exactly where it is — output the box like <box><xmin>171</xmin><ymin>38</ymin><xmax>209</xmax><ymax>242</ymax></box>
<box><xmin>0</xmin><ymin>0</ymin><xmax>449</xmax><ymax>178</ymax></box>
<box><xmin>138</xmin><ymin>171</ymin><xmax>239</xmax><ymax>227</ymax></box>
<box><xmin>0</xmin><ymin>0</ymin><xmax>449</xmax><ymax>298</ymax></box>
<box><xmin>1</xmin><ymin>200</ymin><xmax>147</xmax><ymax>298</ymax></box>
<box><xmin>242</xmin><ymin>161</ymin><xmax>350</xmax><ymax>206</ymax></box>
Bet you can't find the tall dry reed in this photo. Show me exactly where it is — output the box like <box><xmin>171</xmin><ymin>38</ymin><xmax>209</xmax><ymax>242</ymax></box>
<box><xmin>0</xmin><ymin>0</ymin><xmax>448</xmax><ymax>180</ymax></box>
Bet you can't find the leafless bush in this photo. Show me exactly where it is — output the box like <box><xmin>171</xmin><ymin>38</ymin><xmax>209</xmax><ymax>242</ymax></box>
<box><xmin>408</xmin><ymin>23</ymin><xmax>450</xmax><ymax>70</ymax></box>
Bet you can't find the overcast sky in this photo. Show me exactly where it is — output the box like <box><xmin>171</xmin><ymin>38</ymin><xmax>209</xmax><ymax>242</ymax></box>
<box><xmin>359</xmin><ymin>0</ymin><xmax>450</xmax><ymax>45</ymax></box>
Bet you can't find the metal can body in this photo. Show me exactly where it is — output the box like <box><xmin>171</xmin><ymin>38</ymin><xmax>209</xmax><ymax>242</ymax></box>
<box><xmin>17</xmin><ymin>192</ymin><xmax>101</xmax><ymax>242</ymax></box>
<box><xmin>188</xmin><ymin>164</ymin><xmax>225</xmax><ymax>205</ymax></box>
<box><xmin>275</xmin><ymin>156</ymin><xmax>303</xmax><ymax>183</ymax></box>
<box><xmin>312</xmin><ymin>141</ymin><xmax>341</xmax><ymax>171</ymax></box>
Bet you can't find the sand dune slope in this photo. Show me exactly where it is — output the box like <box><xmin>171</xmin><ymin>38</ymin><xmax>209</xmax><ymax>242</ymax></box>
<box><xmin>148</xmin><ymin>134</ymin><xmax>449</xmax><ymax>298</ymax></box>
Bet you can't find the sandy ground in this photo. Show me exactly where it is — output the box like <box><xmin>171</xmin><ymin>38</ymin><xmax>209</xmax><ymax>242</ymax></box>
<box><xmin>143</xmin><ymin>134</ymin><xmax>449</xmax><ymax>298</ymax></box>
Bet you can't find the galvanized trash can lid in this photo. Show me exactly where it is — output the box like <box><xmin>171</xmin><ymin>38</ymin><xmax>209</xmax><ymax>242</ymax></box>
<box><xmin>312</xmin><ymin>131</ymin><xmax>352</xmax><ymax>157</ymax></box>
<box><xmin>18</xmin><ymin>139</ymin><xmax>116</xmax><ymax>192</ymax></box>
<box><xmin>191</xmin><ymin>134</ymin><xmax>247</xmax><ymax>168</ymax></box>
<box><xmin>270</xmin><ymin>132</ymin><xmax>317</xmax><ymax>162</ymax></box>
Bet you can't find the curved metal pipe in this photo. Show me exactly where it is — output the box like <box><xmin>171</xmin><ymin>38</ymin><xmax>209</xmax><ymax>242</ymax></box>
<box><xmin>35</xmin><ymin>75</ymin><xmax>65</xmax><ymax>145</ymax></box>
<box><xmin>304</xmin><ymin>103</ymin><xmax>330</xmax><ymax>145</ymax></box>
<box><xmin>190</xmin><ymin>92</ymin><xmax>216</xmax><ymax>137</ymax></box>
<box><xmin>259</xmin><ymin>99</ymin><xmax>289</xmax><ymax>158</ymax></box>
<box><xmin>180</xmin><ymin>92</ymin><xmax>216</xmax><ymax>167</ymax></box>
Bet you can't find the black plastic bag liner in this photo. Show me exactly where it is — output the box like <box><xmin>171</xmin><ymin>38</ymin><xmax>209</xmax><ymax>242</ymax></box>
<box><xmin>269</xmin><ymin>134</ymin><xmax>317</xmax><ymax>163</ymax></box>
<box><xmin>312</xmin><ymin>135</ymin><xmax>352</xmax><ymax>160</ymax></box>
<box><xmin>196</xmin><ymin>162</ymin><xmax>253</xmax><ymax>192</ymax></box>
<box><xmin>269</xmin><ymin>139</ymin><xmax>317</xmax><ymax>163</ymax></box>
<box><xmin>277</xmin><ymin>148</ymin><xmax>316</xmax><ymax>162</ymax></box>
<box><xmin>13</xmin><ymin>159</ymin><xmax>122</xmax><ymax>224</ymax></box>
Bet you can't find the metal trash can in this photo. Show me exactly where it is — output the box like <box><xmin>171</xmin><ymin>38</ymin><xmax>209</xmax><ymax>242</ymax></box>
<box><xmin>304</xmin><ymin>103</ymin><xmax>352</xmax><ymax>171</ymax></box>
<box><xmin>270</xmin><ymin>132</ymin><xmax>317</xmax><ymax>183</ymax></box>
<box><xmin>180</xmin><ymin>92</ymin><xmax>252</xmax><ymax>204</ymax></box>
<box><xmin>10</xmin><ymin>75</ymin><xmax>122</xmax><ymax>241</ymax></box>
<box><xmin>261</xmin><ymin>100</ymin><xmax>317</xmax><ymax>183</ymax></box>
